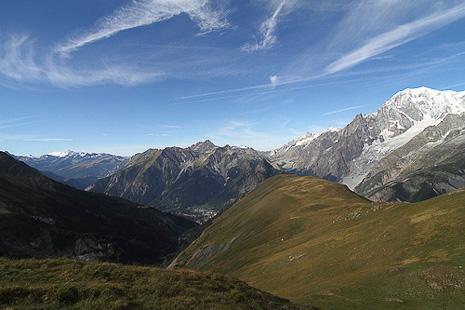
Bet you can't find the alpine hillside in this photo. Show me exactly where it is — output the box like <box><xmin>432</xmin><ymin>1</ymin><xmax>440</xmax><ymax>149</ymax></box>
<box><xmin>268</xmin><ymin>87</ymin><xmax>465</xmax><ymax>202</ymax></box>
<box><xmin>88</xmin><ymin>140</ymin><xmax>277</xmax><ymax>221</ymax></box>
<box><xmin>0</xmin><ymin>258</ymin><xmax>309</xmax><ymax>310</ymax></box>
<box><xmin>0</xmin><ymin>152</ymin><xmax>196</xmax><ymax>265</ymax></box>
<box><xmin>174</xmin><ymin>174</ymin><xmax>465</xmax><ymax>309</ymax></box>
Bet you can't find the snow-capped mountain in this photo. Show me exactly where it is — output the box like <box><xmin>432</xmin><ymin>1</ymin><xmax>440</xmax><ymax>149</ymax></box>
<box><xmin>268</xmin><ymin>87</ymin><xmax>465</xmax><ymax>201</ymax></box>
<box><xmin>342</xmin><ymin>87</ymin><xmax>465</xmax><ymax>188</ymax></box>
<box><xmin>14</xmin><ymin>151</ymin><xmax>127</xmax><ymax>189</ymax></box>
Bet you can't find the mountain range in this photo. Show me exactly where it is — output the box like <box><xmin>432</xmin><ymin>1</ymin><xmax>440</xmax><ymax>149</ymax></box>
<box><xmin>14</xmin><ymin>151</ymin><xmax>127</xmax><ymax>190</ymax></box>
<box><xmin>87</xmin><ymin>141</ymin><xmax>277</xmax><ymax>221</ymax></box>
<box><xmin>7</xmin><ymin>87</ymin><xmax>465</xmax><ymax>213</ymax></box>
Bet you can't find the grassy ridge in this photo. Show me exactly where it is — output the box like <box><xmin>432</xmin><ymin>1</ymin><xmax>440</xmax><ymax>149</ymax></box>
<box><xmin>175</xmin><ymin>175</ymin><xmax>465</xmax><ymax>309</ymax></box>
<box><xmin>0</xmin><ymin>258</ymin><xmax>308</xmax><ymax>310</ymax></box>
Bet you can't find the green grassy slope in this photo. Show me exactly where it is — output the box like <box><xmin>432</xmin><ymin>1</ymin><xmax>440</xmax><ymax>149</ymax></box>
<box><xmin>0</xmin><ymin>258</ymin><xmax>309</xmax><ymax>310</ymax></box>
<box><xmin>175</xmin><ymin>175</ymin><xmax>465</xmax><ymax>309</ymax></box>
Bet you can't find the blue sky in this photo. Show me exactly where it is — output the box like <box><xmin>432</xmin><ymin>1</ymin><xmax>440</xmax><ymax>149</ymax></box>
<box><xmin>1</xmin><ymin>0</ymin><xmax>465</xmax><ymax>156</ymax></box>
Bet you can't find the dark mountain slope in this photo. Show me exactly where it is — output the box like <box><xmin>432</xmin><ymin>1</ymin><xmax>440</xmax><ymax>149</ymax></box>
<box><xmin>0</xmin><ymin>152</ymin><xmax>196</xmax><ymax>265</ymax></box>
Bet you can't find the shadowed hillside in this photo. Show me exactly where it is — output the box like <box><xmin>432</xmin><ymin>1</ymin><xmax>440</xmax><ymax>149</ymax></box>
<box><xmin>0</xmin><ymin>152</ymin><xmax>196</xmax><ymax>265</ymax></box>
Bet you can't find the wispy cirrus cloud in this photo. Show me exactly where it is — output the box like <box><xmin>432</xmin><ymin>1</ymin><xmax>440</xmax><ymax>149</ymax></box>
<box><xmin>207</xmin><ymin>120</ymin><xmax>265</xmax><ymax>141</ymax></box>
<box><xmin>0</xmin><ymin>34</ymin><xmax>43</xmax><ymax>83</ymax></box>
<box><xmin>326</xmin><ymin>2</ymin><xmax>465</xmax><ymax>74</ymax></box>
<box><xmin>0</xmin><ymin>34</ymin><xmax>163</xmax><ymax>87</ymax></box>
<box><xmin>55</xmin><ymin>0</ymin><xmax>230</xmax><ymax>56</ymax></box>
<box><xmin>241</xmin><ymin>0</ymin><xmax>288</xmax><ymax>52</ymax></box>
<box><xmin>44</xmin><ymin>60</ymin><xmax>164</xmax><ymax>87</ymax></box>
<box><xmin>206</xmin><ymin>119</ymin><xmax>301</xmax><ymax>150</ymax></box>
<box><xmin>0</xmin><ymin>115</ymin><xmax>41</xmax><ymax>129</ymax></box>
<box><xmin>0</xmin><ymin>122</ymin><xmax>33</xmax><ymax>129</ymax></box>
<box><xmin>25</xmin><ymin>138</ymin><xmax>73</xmax><ymax>142</ymax></box>
<box><xmin>1</xmin><ymin>0</ymin><xmax>230</xmax><ymax>87</ymax></box>
<box><xmin>0</xmin><ymin>115</ymin><xmax>39</xmax><ymax>125</ymax></box>
<box><xmin>159</xmin><ymin>124</ymin><xmax>180</xmax><ymax>129</ymax></box>
<box><xmin>323</xmin><ymin>105</ymin><xmax>366</xmax><ymax>116</ymax></box>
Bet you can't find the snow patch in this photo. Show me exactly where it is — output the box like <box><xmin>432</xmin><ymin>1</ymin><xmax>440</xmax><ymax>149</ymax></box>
<box><xmin>48</xmin><ymin>151</ymin><xmax>70</xmax><ymax>157</ymax></box>
<box><xmin>294</xmin><ymin>132</ymin><xmax>321</xmax><ymax>146</ymax></box>
<box><xmin>342</xmin><ymin>114</ymin><xmax>442</xmax><ymax>189</ymax></box>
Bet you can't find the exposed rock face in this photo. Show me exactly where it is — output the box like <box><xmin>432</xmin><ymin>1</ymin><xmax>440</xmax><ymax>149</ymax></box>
<box><xmin>268</xmin><ymin>87</ymin><xmax>465</xmax><ymax>202</ymax></box>
<box><xmin>0</xmin><ymin>152</ymin><xmax>196</xmax><ymax>264</ymax></box>
<box><xmin>355</xmin><ymin>113</ymin><xmax>465</xmax><ymax>202</ymax></box>
<box><xmin>88</xmin><ymin>141</ymin><xmax>278</xmax><ymax>220</ymax></box>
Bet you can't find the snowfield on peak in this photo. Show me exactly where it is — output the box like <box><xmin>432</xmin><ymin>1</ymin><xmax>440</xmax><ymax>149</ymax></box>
<box><xmin>48</xmin><ymin>151</ymin><xmax>72</xmax><ymax>157</ymax></box>
<box><xmin>47</xmin><ymin>150</ymin><xmax>88</xmax><ymax>158</ymax></box>
<box><xmin>294</xmin><ymin>132</ymin><xmax>321</xmax><ymax>147</ymax></box>
<box><xmin>371</xmin><ymin>87</ymin><xmax>465</xmax><ymax>121</ymax></box>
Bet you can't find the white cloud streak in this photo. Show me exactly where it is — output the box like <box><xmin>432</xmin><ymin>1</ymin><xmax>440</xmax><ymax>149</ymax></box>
<box><xmin>326</xmin><ymin>2</ymin><xmax>465</xmax><ymax>74</ymax></box>
<box><xmin>25</xmin><ymin>138</ymin><xmax>73</xmax><ymax>142</ymax></box>
<box><xmin>0</xmin><ymin>122</ymin><xmax>34</xmax><ymax>129</ymax></box>
<box><xmin>55</xmin><ymin>0</ymin><xmax>229</xmax><ymax>56</ymax></box>
<box><xmin>241</xmin><ymin>0</ymin><xmax>287</xmax><ymax>52</ymax></box>
<box><xmin>323</xmin><ymin>105</ymin><xmax>366</xmax><ymax>116</ymax></box>
<box><xmin>159</xmin><ymin>124</ymin><xmax>180</xmax><ymax>128</ymax></box>
<box><xmin>0</xmin><ymin>115</ymin><xmax>39</xmax><ymax>125</ymax></box>
<box><xmin>0</xmin><ymin>115</ymin><xmax>41</xmax><ymax>129</ymax></box>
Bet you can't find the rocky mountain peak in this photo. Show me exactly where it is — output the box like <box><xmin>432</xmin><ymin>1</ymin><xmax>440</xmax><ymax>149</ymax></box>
<box><xmin>189</xmin><ymin>140</ymin><xmax>217</xmax><ymax>153</ymax></box>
